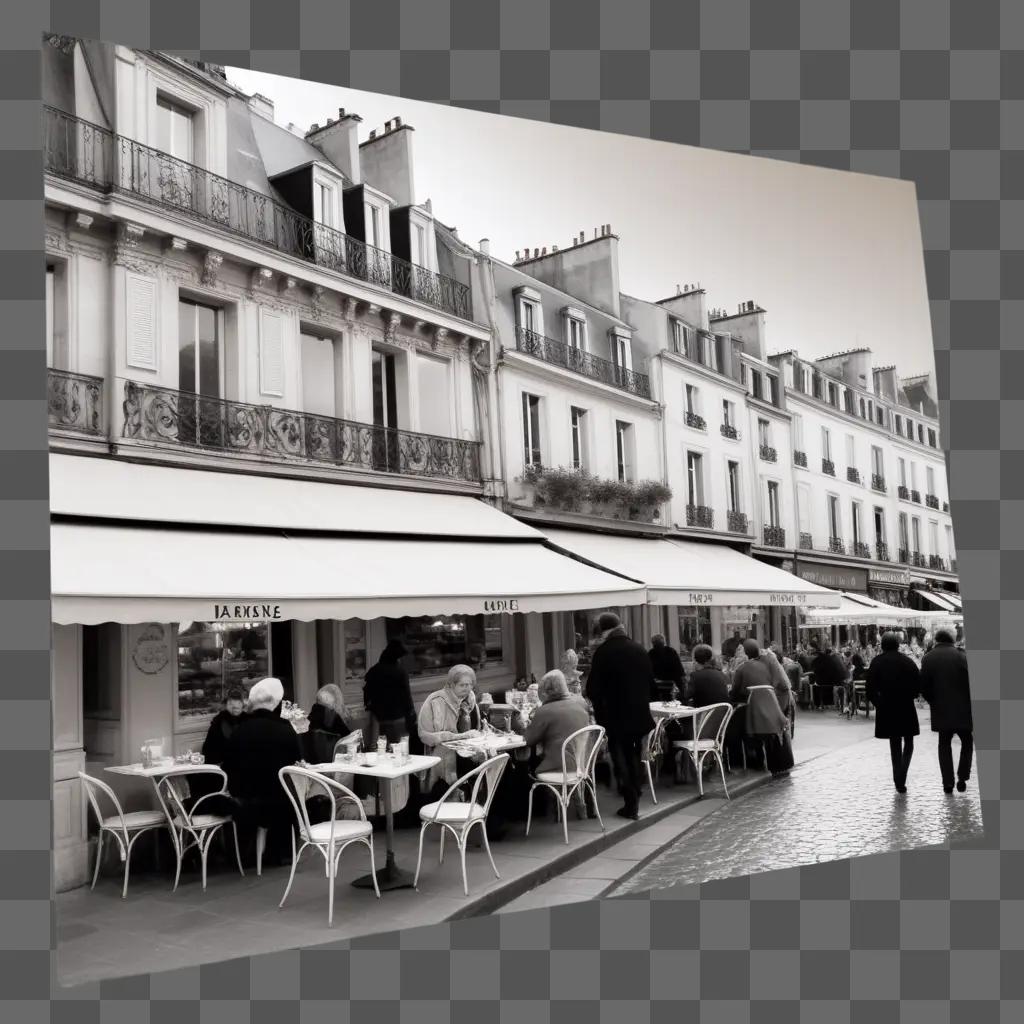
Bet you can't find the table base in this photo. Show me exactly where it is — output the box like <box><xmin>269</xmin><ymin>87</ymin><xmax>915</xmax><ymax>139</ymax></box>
<box><xmin>351</xmin><ymin>852</ymin><xmax>415</xmax><ymax>891</ymax></box>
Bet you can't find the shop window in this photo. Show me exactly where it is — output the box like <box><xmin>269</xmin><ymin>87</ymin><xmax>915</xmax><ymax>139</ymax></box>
<box><xmin>676</xmin><ymin>606</ymin><xmax>712</xmax><ymax>659</ymax></box>
<box><xmin>176</xmin><ymin>621</ymin><xmax>271</xmax><ymax>720</ymax></box>
<box><xmin>385</xmin><ymin>614</ymin><xmax>504</xmax><ymax>677</ymax></box>
<box><xmin>344</xmin><ymin>620</ymin><xmax>368</xmax><ymax>682</ymax></box>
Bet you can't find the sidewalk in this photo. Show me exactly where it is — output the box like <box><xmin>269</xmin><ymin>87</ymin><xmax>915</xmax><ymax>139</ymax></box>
<box><xmin>56</xmin><ymin>711</ymin><xmax>874</xmax><ymax>986</ymax></box>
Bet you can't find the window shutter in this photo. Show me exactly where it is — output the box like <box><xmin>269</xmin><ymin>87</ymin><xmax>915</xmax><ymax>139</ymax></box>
<box><xmin>260</xmin><ymin>310</ymin><xmax>285</xmax><ymax>397</ymax></box>
<box><xmin>126</xmin><ymin>274</ymin><xmax>157</xmax><ymax>370</ymax></box>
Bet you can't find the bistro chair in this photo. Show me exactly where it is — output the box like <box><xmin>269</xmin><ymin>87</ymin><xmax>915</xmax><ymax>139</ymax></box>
<box><xmin>526</xmin><ymin>724</ymin><xmax>606</xmax><ymax>845</ymax></box>
<box><xmin>641</xmin><ymin>717</ymin><xmax>671</xmax><ymax>805</ymax></box>
<box><xmin>278</xmin><ymin>766</ymin><xmax>379</xmax><ymax>926</ymax></box>
<box><xmin>155</xmin><ymin>766</ymin><xmax>245</xmax><ymax>892</ymax></box>
<box><xmin>671</xmin><ymin>703</ymin><xmax>735</xmax><ymax>799</ymax></box>
<box><xmin>414</xmin><ymin>753</ymin><xmax>509</xmax><ymax>897</ymax></box>
<box><xmin>79</xmin><ymin>771</ymin><xmax>168</xmax><ymax>899</ymax></box>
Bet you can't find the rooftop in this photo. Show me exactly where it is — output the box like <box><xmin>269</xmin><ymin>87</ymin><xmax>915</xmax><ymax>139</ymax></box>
<box><xmin>513</xmin><ymin>225</ymin><xmax>617</xmax><ymax>266</ymax></box>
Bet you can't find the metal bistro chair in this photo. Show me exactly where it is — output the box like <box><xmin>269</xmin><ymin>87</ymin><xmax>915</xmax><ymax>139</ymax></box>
<box><xmin>155</xmin><ymin>766</ymin><xmax>245</xmax><ymax>892</ymax></box>
<box><xmin>415</xmin><ymin>753</ymin><xmax>509</xmax><ymax>897</ymax></box>
<box><xmin>641</xmin><ymin>716</ymin><xmax>671</xmax><ymax>805</ymax></box>
<box><xmin>671</xmin><ymin>703</ymin><xmax>735</xmax><ymax>799</ymax></box>
<box><xmin>278</xmin><ymin>766</ymin><xmax>380</xmax><ymax>926</ymax></box>
<box><xmin>79</xmin><ymin>771</ymin><xmax>168</xmax><ymax>899</ymax></box>
<box><xmin>526</xmin><ymin>724</ymin><xmax>607</xmax><ymax>845</ymax></box>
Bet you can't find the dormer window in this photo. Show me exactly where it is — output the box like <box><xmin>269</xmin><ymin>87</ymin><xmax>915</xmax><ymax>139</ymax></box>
<box><xmin>563</xmin><ymin>307</ymin><xmax>588</xmax><ymax>354</ymax></box>
<box><xmin>515</xmin><ymin>286</ymin><xmax>544</xmax><ymax>342</ymax></box>
<box><xmin>314</xmin><ymin>181</ymin><xmax>335</xmax><ymax>228</ymax></box>
<box><xmin>610</xmin><ymin>328</ymin><xmax>632</xmax><ymax>374</ymax></box>
<box><xmin>156</xmin><ymin>95</ymin><xmax>195</xmax><ymax>162</ymax></box>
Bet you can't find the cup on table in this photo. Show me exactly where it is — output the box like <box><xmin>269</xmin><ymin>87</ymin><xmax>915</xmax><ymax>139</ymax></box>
<box><xmin>363</xmin><ymin>752</ymin><xmax>378</xmax><ymax>767</ymax></box>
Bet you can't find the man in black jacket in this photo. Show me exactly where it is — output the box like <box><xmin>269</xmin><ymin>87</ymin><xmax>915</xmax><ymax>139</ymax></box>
<box><xmin>648</xmin><ymin>633</ymin><xmax>685</xmax><ymax>701</ymax></box>
<box><xmin>811</xmin><ymin>644</ymin><xmax>847</xmax><ymax>709</ymax></box>
<box><xmin>363</xmin><ymin>639</ymin><xmax>416</xmax><ymax>746</ymax></box>
<box><xmin>919</xmin><ymin>628</ymin><xmax>974</xmax><ymax>794</ymax></box>
<box><xmin>585</xmin><ymin>613</ymin><xmax>657</xmax><ymax>820</ymax></box>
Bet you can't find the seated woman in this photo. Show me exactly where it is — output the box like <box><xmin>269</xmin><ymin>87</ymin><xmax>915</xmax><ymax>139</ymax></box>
<box><xmin>417</xmin><ymin>664</ymin><xmax>483</xmax><ymax>795</ymax></box>
<box><xmin>302</xmin><ymin>683</ymin><xmax>354</xmax><ymax>765</ymax></box>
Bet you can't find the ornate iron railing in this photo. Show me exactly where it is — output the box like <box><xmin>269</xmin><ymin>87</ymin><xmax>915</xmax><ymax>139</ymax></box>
<box><xmin>822</xmin><ymin>459</ymin><xmax>836</xmax><ymax>476</ymax></box>
<box><xmin>799</xmin><ymin>532</ymin><xmax>813</xmax><ymax>550</ymax></box>
<box><xmin>684</xmin><ymin>411</ymin><xmax>706</xmax><ymax>431</ymax></box>
<box><xmin>120</xmin><ymin>379</ymin><xmax>481</xmax><ymax>482</ymax></box>
<box><xmin>925</xmin><ymin>493</ymin><xmax>940</xmax><ymax>509</ymax></box>
<box><xmin>727</xmin><ymin>510</ymin><xmax>748</xmax><ymax>533</ymax></box>
<box><xmin>898</xmin><ymin>548</ymin><xmax>911</xmax><ymax>564</ymax></box>
<box><xmin>911</xmin><ymin>489</ymin><xmax>921</xmax><ymax>504</ymax></box>
<box><xmin>43</xmin><ymin>106</ymin><xmax>472</xmax><ymax>321</ymax></box>
<box><xmin>854</xmin><ymin>541</ymin><xmax>871</xmax><ymax>559</ymax></box>
<box><xmin>847</xmin><ymin>467</ymin><xmax>861</xmax><ymax>484</ymax></box>
<box><xmin>872</xmin><ymin>474</ymin><xmax>886</xmax><ymax>492</ymax></box>
<box><xmin>512</xmin><ymin>327</ymin><xmax>651</xmax><ymax>398</ymax></box>
<box><xmin>828</xmin><ymin>536</ymin><xmax>846</xmax><ymax>554</ymax></box>
<box><xmin>720</xmin><ymin>423</ymin><xmax>739</xmax><ymax>440</ymax></box>
<box><xmin>793</xmin><ymin>450</ymin><xmax>808</xmax><ymax>468</ymax></box>
<box><xmin>686</xmin><ymin>504</ymin><xmax>714</xmax><ymax>528</ymax></box>
<box><xmin>763</xmin><ymin>525</ymin><xmax>786</xmax><ymax>548</ymax></box>
<box><xmin>47</xmin><ymin>368</ymin><xmax>104</xmax><ymax>435</ymax></box>
<box><xmin>929</xmin><ymin>554</ymin><xmax>947</xmax><ymax>571</ymax></box>
<box><xmin>759</xmin><ymin>444</ymin><xmax>777</xmax><ymax>463</ymax></box>
<box><xmin>912</xmin><ymin>551</ymin><xmax>926</xmax><ymax>567</ymax></box>
<box><xmin>876</xmin><ymin>541</ymin><xmax>890</xmax><ymax>561</ymax></box>
<box><xmin>898</xmin><ymin>485</ymin><xmax>910</xmax><ymax>500</ymax></box>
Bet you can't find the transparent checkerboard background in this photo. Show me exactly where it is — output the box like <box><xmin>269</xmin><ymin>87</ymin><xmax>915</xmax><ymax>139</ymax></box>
<box><xmin>1</xmin><ymin>1</ymin><xmax>1019</xmax><ymax>1019</ymax></box>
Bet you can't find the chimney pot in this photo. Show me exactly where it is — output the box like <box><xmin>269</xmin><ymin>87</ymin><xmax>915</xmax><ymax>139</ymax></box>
<box><xmin>542</xmin><ymin>247</ymin><xmax>547</xmax><ymax>256</ymax></box>
<box><xmin>311</xmin><ymin>123</ymin><xmax>320</xmax><ymax>132</ymax></box>
<box><xmin>339</xmin><ymin>107</ymin><xmax>345</xmax><ymax>117</ymax></box>
<box><xmin>552</xmin><ymin>245</ymin><xmax>558</xmax><ymax>252</ymax></box>
<box><xmin>394</xmin><ymin>116</ymin><xmax>402</xmax><ymax>128</ymax></box>
<box><xmin>533</xmin><ymin>248</ymin><xmax>539</xmax><ymax>258</ymax></box>
<box><xmin>369</xmin><ymin>129</ymin><xmax>377</xmax><ymax>139</ymax></box>
<box><xmin>515</xmin><ymin>250</ymin><xmax>520</xmax><ymax>260</ymax></box>
<box><xmin>480</xmin><ymin>239</ymin><xmax>490</xmax><ymax>255</ymax></box>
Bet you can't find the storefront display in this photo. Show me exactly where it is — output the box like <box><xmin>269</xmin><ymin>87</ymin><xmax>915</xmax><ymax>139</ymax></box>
<box><xmin>176</xmin><ymin>620</ymin><xmax>270</xmax><ymax>719</ymax></box>
<box><xmin>720</xmin><ymin>606</ymin><xmax>760</xmax><ymax>657</ymax></box>
<box><xmin>384</xmin><ymin>614</ymin><xmax>504</xmax><ymax>677</ymax></box>
<box><xmin>676</xmin><ymin>606</ymin><xmax>712</xmax><ymax>658</ymax></box>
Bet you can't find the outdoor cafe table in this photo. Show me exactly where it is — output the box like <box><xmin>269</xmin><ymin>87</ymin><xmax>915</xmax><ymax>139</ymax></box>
<box><xmin>308</xmin><ymin>753</ymin><xmax>440</xmax><ymax>892</ymax></box>
<box><xmin>650</xmin><ymin>701</ymin><xmax>702</xmax><ymax>722</ymax></box>
<box><xmin>443</xmin><ymin>733</ymin><xmax>527</xmax><ymax>757</ymax></box>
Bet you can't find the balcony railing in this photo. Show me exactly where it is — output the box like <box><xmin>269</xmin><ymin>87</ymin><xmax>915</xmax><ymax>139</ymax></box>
<box><xmin>898</xmin><ymin>485</ymin><xmax>910</xmax><ymax>500</ymax></box>
<box><xmin>872</xmin><ymin>474</ymin><xmax>886</xmax><ymax>493</ymax></box>
<box><xmin>911</xmin><ymin>490</ymin><xmax>921</xmax><ymax>504</ymax></box>
<box><xmin>912</xmin><ymin>551</ymin><xmax>926</xmax><ymax>567</ymax></box>
<box><xmin>759</xmin><ymin>444</ymin><xmax>777</xmax><ymax>463</ymax></box>
<box><xmin>684</xmin><ymin>411</ymin><xmax>706</xmax><ymax>431</ymax></box>
<box><xmin>854</xmin><ymin>541</ymin><xmax>871</xmax><ymax>559</ymax></box>
<box><xmin>120</xmin><ymin>379</ymin><xmax>481</xmax><ymax>483</ymax></box>
<box><xmin>47</xmin><ymin>368</ymin><xmax>104</xmax><ymax>435</ymax></box>
<box><xmin>828</xmin><ymin>536</ymin><xmax>845</xmax><ymax>554</ymax></box>
<box><xmin>686</xmin><ymin>504</ymin><xmax>714</xmax><ymax>529</ymax></box>
<box><xmin>898</xmin><ymin>548</ymin><xmax>911</xmax><ymax>564</ymax></box>
<box><xmin>799</xmin><ymin>532</ymin><xmax>813</xmax><ymax>550</ymax></box>
<box><xmin>847</xmin><ymin>467</ymin><xmax>861</xmax><ymax>484</ymax></box>
<box><xmin>43</xmin><ymin>106</ymin><xmax>472</xmax><ymax>321</ymax></box>
<box><xmin>929</xmin><ymin>555</ymin><xmax>947</xmax><ymax>571</ymax></box>
<box><xmin>876</xmin><ymin>541</ymin><xmax>890</xmax><ymax>561</ymax></box>
<box><xmin>822</xmin><ymin>459</ymin><xmax>836</xmax><ymax>476</ymax></box>
<box><xmin>793</xmin><ymin>450</ymin><xmax>808</xmax><ymax>468</ymax></box>
<box><xmin>925</xmin><ymin>493</ymin><xmax>940</xmax><ymax>509</ymax></box>
<box><xmin>513</xmin><ymin>327</ymin><xmax>651</xmax><ymax>398</ymax></box>
<box><xmin>720</xmin><ymin>423</ymin><xmax>739</xmax><ymax>440</ymax></box>
<box><xmin>763</xmin><ymin>525</ymin><xmax>786</xmax><ymax>548</ymax></box>
<box><xmin>727</xmin><ymin>510</ymin><xmax>748</xmax><ymax>534</ymax></box>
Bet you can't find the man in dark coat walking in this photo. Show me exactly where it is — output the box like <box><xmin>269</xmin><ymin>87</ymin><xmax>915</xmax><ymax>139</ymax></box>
<box><xmin>585</xmin><ymin>612</ymin><xmax>656</xmax><ymax>820</ymax></box>
<box><xmin>919</xmin><ymin>628</ymin><xmax>974</xmax><ymax>794</ymax></box>
<box><xmin>865</xmin><ymin>631</ymin><xmax>920</xmax><ymax>793</ymax></box>
<box><xmin>811</xmin><ymin>644</ymin><xmax>848</xmax><ymax>709</ymax></box>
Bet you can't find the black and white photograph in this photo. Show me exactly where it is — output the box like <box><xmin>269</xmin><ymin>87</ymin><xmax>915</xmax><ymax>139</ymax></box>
<box><xmin>42</xmin><ymin>36</ymin><xmax>980</xmax><ymax>984</ymax></box>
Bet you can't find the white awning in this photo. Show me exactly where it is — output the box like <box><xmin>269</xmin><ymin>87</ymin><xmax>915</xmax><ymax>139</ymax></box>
<box><xmin>802</xmin><ymin>592</ymin><xmax>916</xmax><ymax>626</ymax></box>
<box><xmin>541</xmin><ymin>529</ymin><xmax>842</xmax><ymax>608</ymax></box>
<box><xmin>914</xmin><ymin>589</ymin><xmax>960</xmax><ymax>613</ymax></box>
<box><xmin>50</xmin><ymin>522</ymin><xmax>647</xmax><ymax>625</ymax></box>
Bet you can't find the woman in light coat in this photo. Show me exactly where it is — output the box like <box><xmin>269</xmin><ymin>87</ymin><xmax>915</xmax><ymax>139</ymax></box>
<box><xmin>417</xmin><ymin>664</ymin><xmax>483</xmax><ymax>790</ymax></box>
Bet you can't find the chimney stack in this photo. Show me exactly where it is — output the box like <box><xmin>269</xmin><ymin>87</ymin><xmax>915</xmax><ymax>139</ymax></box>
<box><xmin>480</xmin><ymin>238</ymin><xmax>490</xmax><ymax>255</ymax></box>
<box><xmin>306</xmin><ymin>107</ymin><xmax>363</xmax><ymax>184</ymax></box>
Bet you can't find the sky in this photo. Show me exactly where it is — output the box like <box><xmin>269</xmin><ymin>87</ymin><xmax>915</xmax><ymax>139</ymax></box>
<box><xmin>225</xmin><ymin>67</ymin><xmax>936</xmax><ymax>378</ymax></box>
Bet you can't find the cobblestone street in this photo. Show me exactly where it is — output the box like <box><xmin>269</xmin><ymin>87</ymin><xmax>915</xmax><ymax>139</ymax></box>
<box><xmin>613</xmin><ymin>709</ymin><xmax>985</xmax><ymax>896</ymax></box>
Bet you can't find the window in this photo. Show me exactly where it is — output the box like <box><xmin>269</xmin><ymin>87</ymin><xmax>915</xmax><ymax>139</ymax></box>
<box><xmin>365</xmin><ymin>203</ymin><xmax>382</xmax><ymax>248</ymax></box>
<box><xmin>797</xmin><ymin>483</ymin><xmax>811</xmax><ymax>535</ymax></box>
<box><xmin>911</xmin><ymin>517</ymin><xmax>922</xmax><ymax>553</ymax></box>
<box><xmin>385</xmin><ymin>614</ymin><xmax>503</xmax><ymax>677</ymax></box>
<box><xmin>676</xmin><ymin>607</ymin><xmax>712</xmax><ymax>657</ymax></box>
<box><xmin>926</xmin><ymin>466</ymin><xmax>936</xmax><ymax>496</ymax></box>
<box><xmin>300</xmin><ymin>331</ymin><xmax>337</xmax><ymax>417</ymax></box>
<box><xmin>417</xmin><ymin>354</ymin><xmax>452</xmax><ymax>438</ymax></box>
<box><xmin>874</xmin><ymin>507</ymin><xmax>886</xmax><ymax>544</ymax></box>
<box><xmin>615</xmin><ymin>420</ymin><xmax>634</xmax><ymax>481</ymax></box>
<box><xmin>758</xmin><ymin>418</ymin><xmax>771</xmax><ymax>448</ymax></box>
<box><xmin>766</xmin><ymin>376</ymin><xmax>777</xmax><ymax>406</ymax></box>
<box><xmin>895</xmin><ymin>414</ymin><xmax>903</xmax><ymax>435</ymax></box>
<box><xmin>411</xmin><ymin>222</ymin><xmax>427</xmax><ymax>267</ymax></box>
<box><xmin>177</xmin><ymin>621</ymin><xmax>271</xmax><ymax>720</ymax></box>
<box><xmin>929</xmin><ymin>521</ymin><xmax>940</xmax><ymax>557</ymax></box>
<box><xmin>156</xmin><ymin>95</ymin><xmax>194</xmax><ymax>162</ymax></box>
<box><xmin>371</xmin><ymin>349</ymin><xmax>398</xmax><ymax>429</ymax></box>
<box><xmin>868</xmin><ymin>401</ymin><xmax>874</xmax><ymax>421</ymax></box>
<box><xmin>928</xmin><ymin>428</ymin><xmax>937</xmax><ymax>448</ymax></box>
<box><xmin>846</xmin><ymin>434</ymin><xmax>856</xmax><ymax>470</ymax></box>
<box><xmin>910</xmin><ymin>462</ymin><xmax>918</xmax><ymax>491</ymax></box>
<box><xmin>313</xmin><ymin>181</ymin><xmax>333</xmax><ymax>227</ymax></box>
<box><xmin>792</xmin><ymin>413</ymin><xmax>804</xmax><ymax>450</ymax></box>
<box><xmin>876</xmin><ymin>406</ymin><xmax>885</xmax><ymax>426</ymax></box>
<box><xmin>859</xmin><ymin>397</ymin><xmax>866</xmax><ymax>418</ymax></box>
<box><xmin>701</xmin><ymin>332</ymin><xmax>718</xmax><ymax>370</ymax></box>
<box><xmin>518</xmin><ymin>298</ymin><xmax>540</xmax><ymax>337</ymax></box>
<box><xmin>179</xmin><ymin>298</ymin><xmax>221</xmax><ymax>400</ymax></box>
<box><xmin>570</xmin><ymin>406</ymin><xmax>588</xmax><ymax>471</ymax></box>
<box><xmin>898</xmin><ymin>512</ymin><xmax>910</xmax><ymax>552</ymax></box>
<box><xmin>45</xmin><ymin>266</ymin><xmax>55</xmax><ymax>366</ymax></box>
<box><xmin>821</xmin><ymin>426</ymin><xmax>832</xmax><ymax>462</ymax></box>
<box><xmin>852</xmin><ymin>501</ymin><xmax>863</xmax><ymax>546</ymax></box>
<box><xmin>567</xmin><ymin>317</ymin><xmax>586</xmax><ymax>352</ymax></box>
<box><xmin>685</xmin><ymin>384</ymin><xmax>701</xmax><ymax>416</ymax></box>
<box><xmin>918</xmin><ymin>424</ymin><xmax>925</xmax><ymax>443</ymax></box>
<box><xmin>723</xmin><ymin>399</ymin><xmax>735</xmax><ymax>429</ymax></box>
<box><xmin>766</xmin><ymin>481</ymin><xmax>781</xmax><ymax>527</ymax></box>
<box><xmin>828</xmin><ymin>382</ymin><xmax>838</xmax><ymax>407</ymax></box>
<box><xmin>727</xmin><ymin>460</ymin><xmax>741</xmax><ymax>512</ymax></box>
<box><xmin>751</xmin><ymin>370</ymin><xmax>763</xmax><ymax>400</ymax></box>
<box><xmin>828</xmin><ymin>495</ymin><xmax>841</xmax><ymax>538</ymax></box>
<box><xmin>905</xmin><ymin>417</ymin><xmax>914</xmax><ymax>439</ymax></box>
<box><xmin>945</xmin><ymin>524</ymin><xmax>955</xmax><ymax>559</ymax></box>
<box><xmin>612</xmin><ymin>334</ymin><xmax>630</xmax><ymax>372</ymax></box>
<box><xmin>871</xmin><ymin>445</ymin><xmax>884</xmax><ymax>479</ymax></box>
<box><xmin>686</xmin><ymin>452</ymin><xmax>704</xmax><ymax>506</ymax></box>
<box><xmin>522</xmin><ymin>393</ymin><xmax>542</xmax><ymax>468</ymax></box>
<box><xmin>898</xmin><ymin>458</ymin><xmax>907</xmax><ymax>487</ymax></box>
<box><xmin>671</xmin><ymin>319</ymin><xmax>691</xmax><ymax>355</ymax></box>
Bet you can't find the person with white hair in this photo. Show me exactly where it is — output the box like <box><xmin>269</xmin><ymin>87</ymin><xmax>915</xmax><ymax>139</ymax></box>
<box><xmin>417</xmin><ymin>664</ymin><xmax>483</xmax><ymax>789</ymax></box>
<box><xmin>523</xmin><ymin>670</ymin><xmax>592</xmax><ymax>775</ymax></box>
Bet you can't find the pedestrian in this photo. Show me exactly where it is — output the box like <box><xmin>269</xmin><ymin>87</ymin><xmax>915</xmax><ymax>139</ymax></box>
<box><xmin>864</xmin><ymin>631</ymin><xmax>921</xmax><ymax>794</ymax></box>
<box><xmin>585</xmin><ymin>612</ymin><xmax>657</xmax><ymax>820</ymax></box>
<box><xmin>811</xmin><ymin>643</ymin><xmax>847</xmax><ymax>710</ymax></box>
<box><xmin>363</xmin><ymin>639</ymin><xmax>416</xmax><ymax>748</ymax></box>
<box><xmin>730</xmin><ymin>640</ymin><xmax>791</xmax><ymax>776</ymax></box>
<box><xmin>648</xmin><ymin>633</ymin><xmax>685</xmax><ymax>702</ymax></box>
<box><xmin>919</xmin><ymin>628</ymin><xmax>974</xmax><ymax>795</ymax></box>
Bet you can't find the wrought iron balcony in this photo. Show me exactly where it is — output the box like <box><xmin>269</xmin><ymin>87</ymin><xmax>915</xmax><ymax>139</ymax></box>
<box><xmin>943</xmin><ymin>501</ymin><xmax>950</xmax><ymax>513</ymax></box>
<box><xmin>513</xmin><ymin>327</ymin><xmax>651</xmax><ymax>398</ymax></box>
<box><xmin>872</xmin><ymin>474</ymin><xmax>886</xmax><ymax>492</ymax></box>
<box><xmin>929</xmin><ymin>554</ymin><xmax>947</xmax><ymax>571</ymax></box>
<box><xmin>828</xmin><ymin>536</ymin><xmax>846</xmax><ymax>554</ymax></box>
<box><xmin>793</xmin><ymin>450</ymin><xmax>808</xmax><ymax>468</ymax></box>
<box><xmin>727</xmin><ymin>510</ymin><xmax>748</xmax><ymax>533</ymax></box>
<box><xmin>43</xmin><ymin>106</ymin><xmax>472</xmax><ymax>321</ymax></box>
<box><xmin>822</xmin><ymin>459</ymin><xmax>836</xmax><ymax>476</ymax></box>
<box><xmin>720</xmin><ymin>423</ymin><xmax>739</xmax><ymax>440</ymax></box>
<box><xmin>685</xmin><ymin>411</ymin><xmax>706</xmax><ymax>431</ymax></box>
<box><xmin>47</xmin><ymin>368</ymin><xmax>104</xmax><ymax>436</ymax></box>
<box><xmin>925</xmin><ymin>493</ymin><xmax>940</xmax><ymax>509</ymax></box>
<box><xmin>762</xmin><ymin>525</ymin><xmax>786</xmax><ymax>548</ymax></box>
<box><xmin>759</xmin><ymin>444</ymin><xmax>777</xmax><ymax>463</ymax></box>
<box><xmin>847</xmin><ymin>467</ymin><xmax>861</xmax><ymax>484</ymax></box>
<box><xmin>799</xmin><ymin>532</ymin><xmax>813</xmax><ymax>550</ymax></box>
<box><xmin>120</xmin><ymin>379</ymin><xmax>481</xmax><ymax>483</ymax></box>
<box><xmin>898</xmin><ymin>548</ymin><xmax>911</xmax><ymax>564</ymax></box>
<box><xmin>911</xmin><ymin>490</ymin><xmax>921</xmax><ymax>504</ymax></box>
<box><xmin>686</xmin><ymin>504</ymin><xmax>714</xmax><ymax>529</ymax></box>
<box><xmin>898</xmin><ymin>485</ymin><xmax>910</xmax><ymax>500</ymax></box>
<box><xmin>912</xmin><ymin>551</ymin><xmax>926</xmax><ymax>567</ymax></box>
<box><xmin>876</xmin><ymin>541</ymin><xmax>890</xmax><ymax>561</ymax></box>
<box><xmin>854</xmin><ymin>541</ymin><xmax>871</xmax><ymax>559</ymax></box>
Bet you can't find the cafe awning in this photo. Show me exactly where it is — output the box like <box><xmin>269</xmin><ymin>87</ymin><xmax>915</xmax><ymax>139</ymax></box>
<box><xmin>801</xmin><ymin>591</ymin><xmax>914</xmax><ymax>626</ymax></box>
<box><xmin>49</xmin><ymin>456</ymin><xmax>647</xmax><ymax>624</ymax></box>
<box><xmin>541</xmin><ymin>529</ymin><xmax>842</xmax><ymax>608</ymax></box>
<box><xmin>914</xmin><ymin>589</ymin><xmax>960</xmax><ymax>613</ymax></box>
